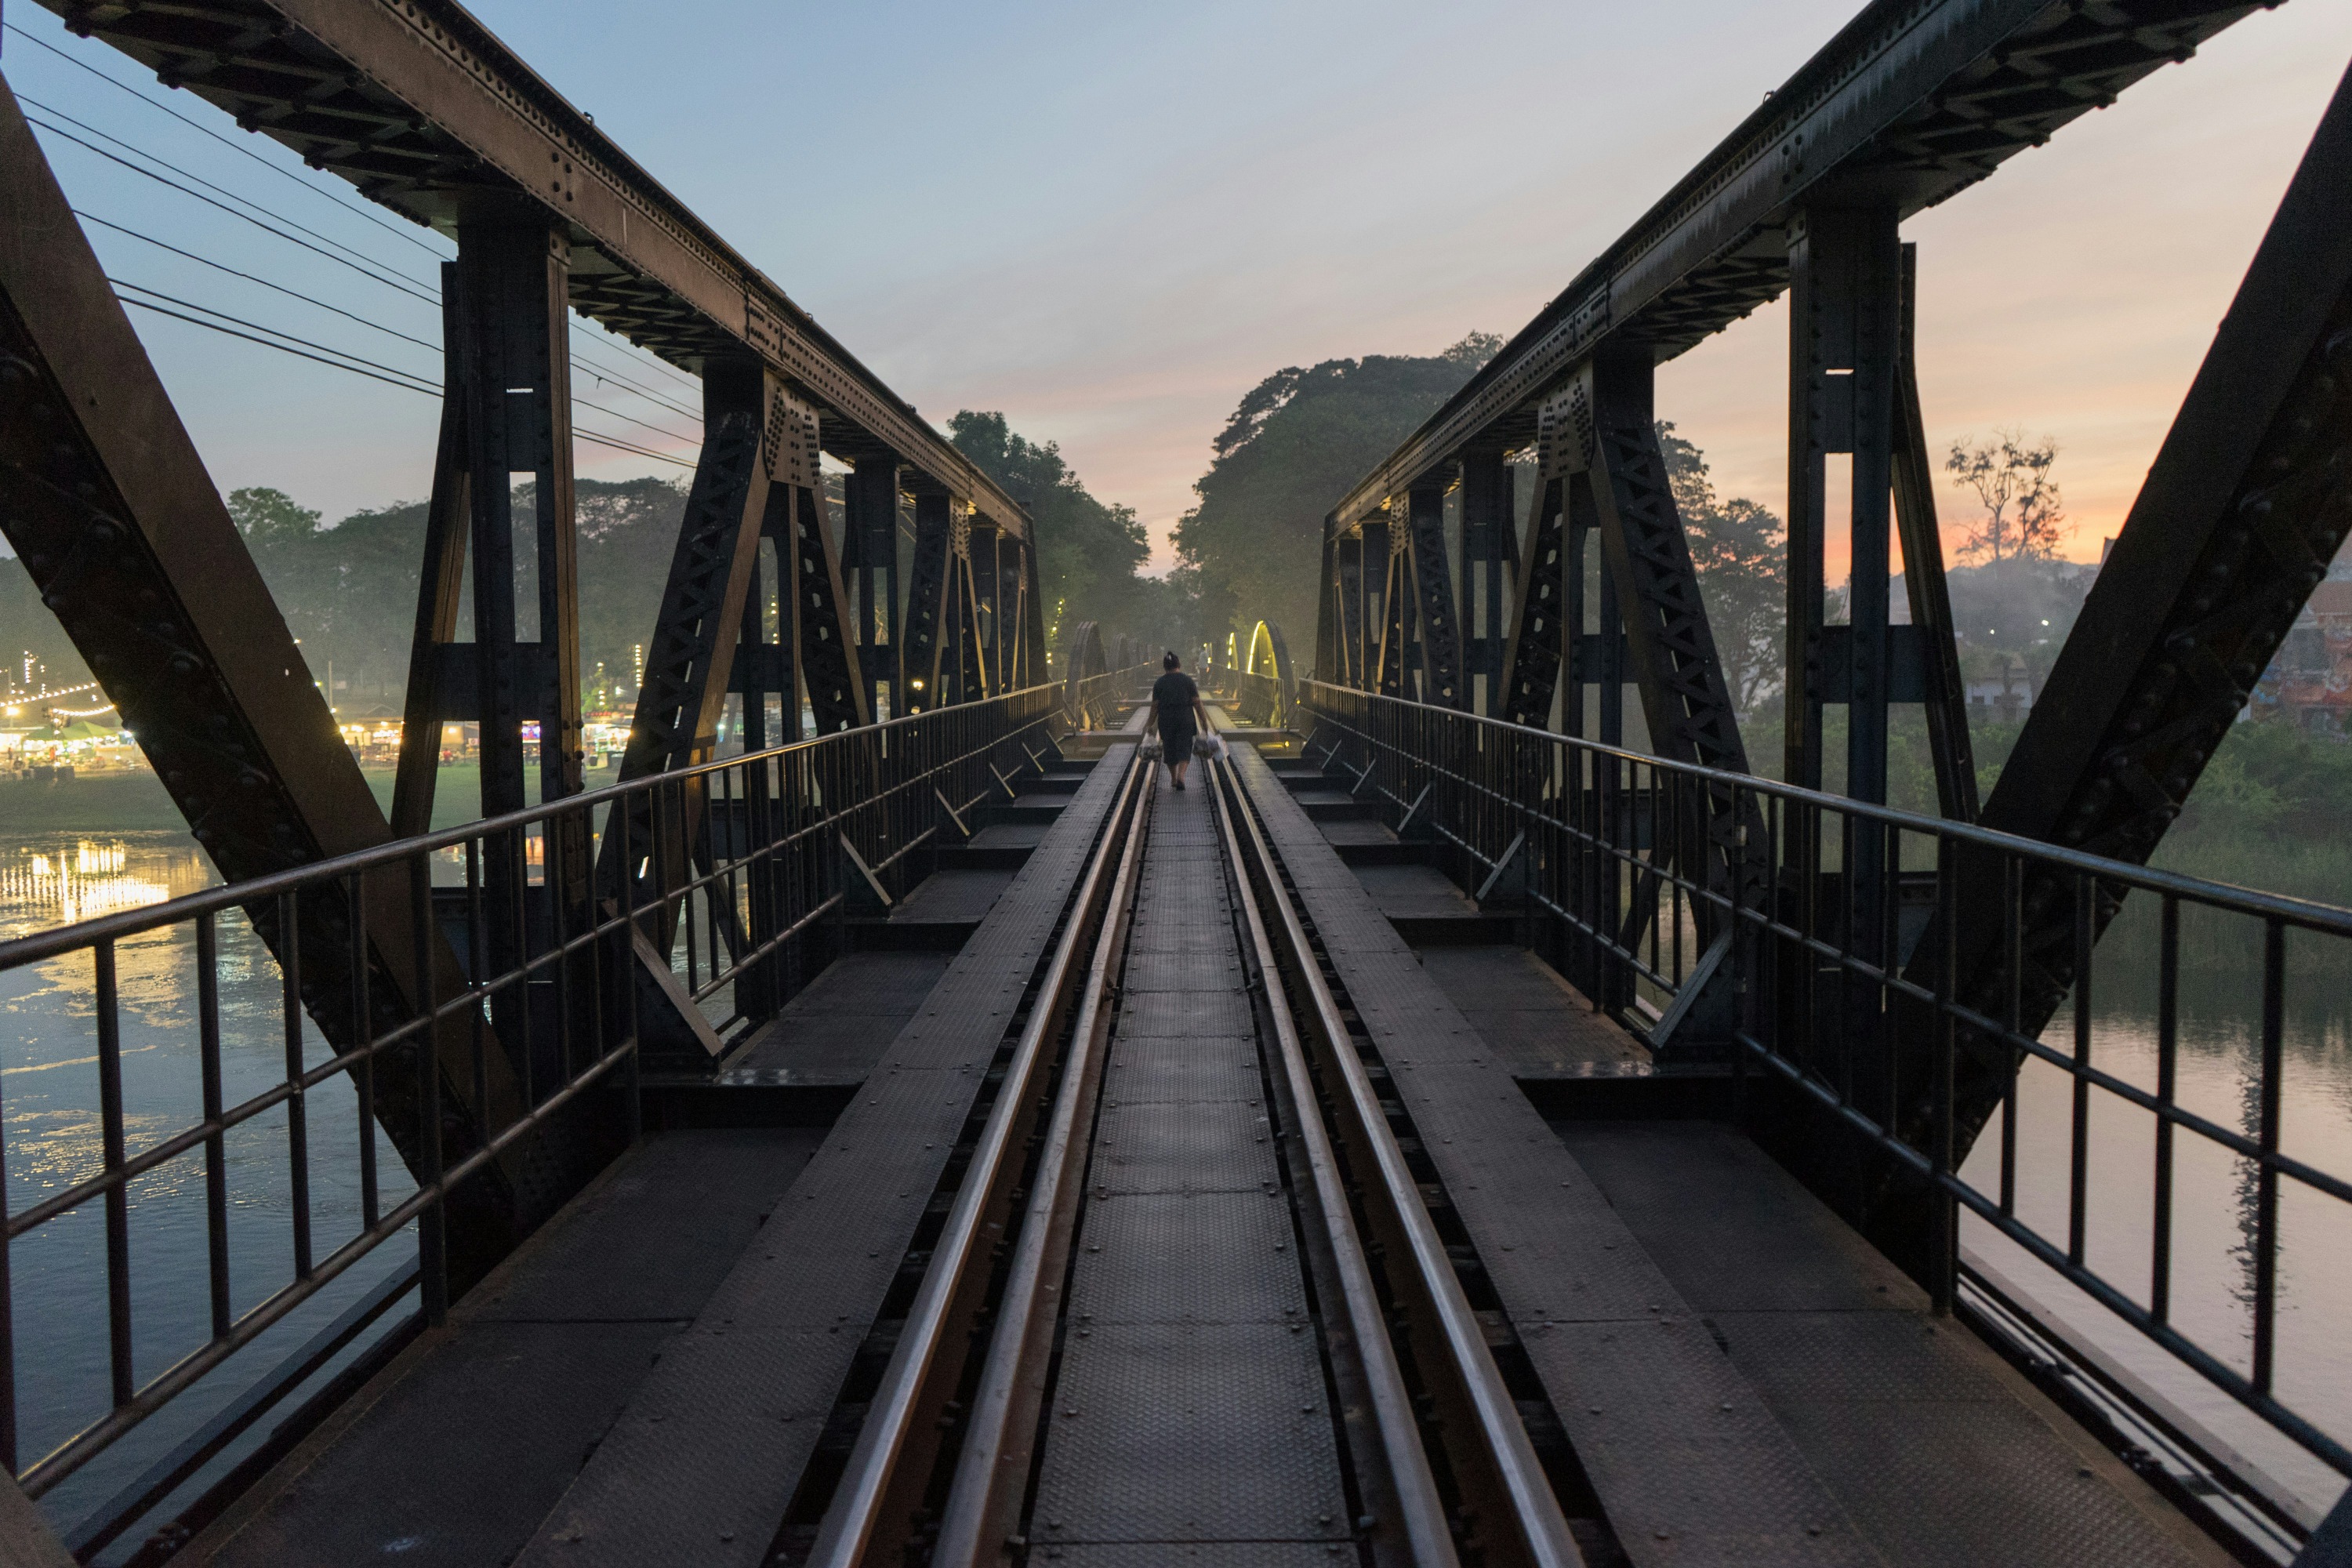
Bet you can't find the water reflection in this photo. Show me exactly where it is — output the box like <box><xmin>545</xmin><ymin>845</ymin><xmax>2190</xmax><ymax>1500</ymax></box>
<box><xmin>0</xmin><ymin>838</ymin><xmax>201</xmax><ymax>927</ymax></box>
<box><xmin>0</xmin><ymin>833</ymin><xmax>418</xmax><ymax>1550</ymax></box>
<box><xmin>1962</xmin><ymin>969</ymin><xmax>2352</xmax><ymax>1519</ymax></box>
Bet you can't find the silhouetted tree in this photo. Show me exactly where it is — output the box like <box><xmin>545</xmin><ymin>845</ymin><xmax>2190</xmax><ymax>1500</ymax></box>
<box><xmin>1945</xmin><ymin>430</ymin><xmax>2067</xmax><ymax>562</ymax></box>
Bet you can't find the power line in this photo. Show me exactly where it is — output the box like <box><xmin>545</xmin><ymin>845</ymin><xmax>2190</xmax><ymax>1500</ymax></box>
<box><xmin>21</xmin><ymin>105</ymin><xmax>440</xmax><ymax>305</ymax></box>
<box><xmin>117</xmin><ymin>296</ymin><xmax>440</xmax><ymax>395</ymax></box>
<box><xmin>4</xmin><ymin>22</ymin><xmax>452</xmax><ymax>261</ymax></box>
<box><xmin>568</xmin><ymin>322</ymin><xmax>700</xmax><ymax>394</ymax></box>
<box><xmin>111</xmin><ymin>280</ymin><xmax>437</xmax><ymax>390</ymax></box>
<box><xmin>21</xmin><ymin>94</ymin><xmax>440</xmax><ymax>299</ymax></box>
<box><xmin>575</xmin><ymin>430</ymin><xmax>695</xmax><ymax>469</ymax></box>
<box><xmin>568</xmin><ymin>343</ymin><xmax>702</xmax><ymax>421</ymax></box>
<box><xmin>114</xmin><ymin>289</ymin><xmax>695</xmax><ymax>469</ymax></box>
<box><xmin>573</xmin><ymin>394</ymin><xmax>699</xmax><ymax>447</ymax></box>
<box><xmin>80</xmin><ymin>210</ymin><xmax>440</xmax><ymax>353</ymax></box>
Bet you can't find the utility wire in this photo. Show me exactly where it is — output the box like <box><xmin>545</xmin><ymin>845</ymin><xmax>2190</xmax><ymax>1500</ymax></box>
<box><xmin>574</xmin><ymin>430</ymin><xmax>695</xmax><ymax>468</ymax></box>
<box><xmin>569</xmin><ymin>344</ymin><xmax>702</xmax><ymax>422</ymax></box>
<box><xmin>22</xmin><ymin>94</ymin><xmax>438</xmax><ymax>297</ymax></box>
<box><xmin>113</xmin><ymin>289</ymin><xmax>693</xmax><ymax>468</ymax></box>
<box><xmin>21</xmin><ymin>106</ymin><xmax>440</xmax><ymax>305</ymax></box>
<box><xmin>572</xmin><ymin>394</ymin><xmax>698</xmax><ymax>447</ymax></box>
<box><xmin>81</xmin><ymin>211</ymin><xmax>440</xmax><ymax>353</ymax></box>
<box><xmin>111</xmin><ymin>280</ymin><xmax>437</xmax><ymax>389</ymax></box>
<box><xmin>568</xmin><ymin>322</ymin><xmax>700</xmax><ymax>394</ymax></box>
<box><xmin>9</xmin><ymin>27</ymin><xmax>713</xmax><ymax>438</ymax></box>
<box><xmin>117</xmin><ymin>296</ymin><xmax>439</xmax><ymax>395</ymax></box>
<box><xmin>5</xmin><ymin>22</ymin><xmax>452</xmax><ymax>261</ymax></box>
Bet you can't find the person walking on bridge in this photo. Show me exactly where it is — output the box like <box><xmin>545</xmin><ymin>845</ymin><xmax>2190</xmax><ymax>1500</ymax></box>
<box><xmin>1145</xmin><ymin>650</ymin><xmax>1212</xmax><ymax>790</ymax></box>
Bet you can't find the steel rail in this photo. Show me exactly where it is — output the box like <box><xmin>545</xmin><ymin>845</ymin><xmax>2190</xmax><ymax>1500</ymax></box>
<box><xmin>1204</xmin><ymin>756</ymin><xmax>1467</xmax><ymax>1568</ymax></box>
<box><xmin>805</xmin><ymin>744</ymin><xmax>1149</xmax><ymax>1568</ymax></box>
<box><xmin>1216</xmin><ymin>753</ymin><xmax>1585</xmax><ymax>1568</ymax></box>
<box><xmin>927</xmin><ymin>742</ymin><xmax>1154</xmax><ymax>1566</ymax></box>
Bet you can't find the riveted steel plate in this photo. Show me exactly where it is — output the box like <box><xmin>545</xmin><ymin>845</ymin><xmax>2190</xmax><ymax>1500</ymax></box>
<box><xmin>1521</xmin><ymin>1319</ymin><xmax>1878</xmax><ymax>1567</ymax></box>
<box><xmin>1031</xmin><ymin>1323</ymin><xmax>1348</xmax><ymax>1545</ymax></box>
<box><xmin>470</xmin><ymin>1129</ymin><xmax>825</xmax><ymax>1323</ymax></box>
<box><xmin>1704</xmin><ymin>1310</ymin><xmax>2223</xmax><ymax>1568</ymax></box>
<box><xmin>1090</xmin><ymin>1097</ymin><xmax>1277</xmax><ymax>1195</ymax></box>
<box><xmin>1068</xmin><ymin>1190</ymin><xmax>1301</xmax><ymax>1325</ymax></box>
<box><xmin>1048</xmin><ymin>1547</ymin><xmax>1350</xmax><ymax>1566</ymax></box>
<box><xmin>1117</xmin><ymin>991</ymin><xmax>1253</xmax><ymax>1036</ymax></box>
<box><xmin>1556</xmin><ymin>1122</ymin><xmax>1922</xmax><ymax>1313</ymax></box>
<box><xmin>209</xmin><ymin>1320</ymin><xmax>684</xmax><ymax>1568</ymax></box>
<box><xmin>1100</xmin><ymin>1036</ymin><xmax>1261</xmax><ymax>1103</ymax></box>
<box><xmin>1122</xmin><ymin>952</ymin><xmax>1244</xmax><ymax>992</ymax></box>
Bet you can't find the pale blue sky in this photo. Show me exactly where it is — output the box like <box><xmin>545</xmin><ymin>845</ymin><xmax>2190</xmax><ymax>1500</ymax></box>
<box><xmin>6</xmin><ymin>1</ymin><xmax>2350</xmax><ymax>574</ymax></box>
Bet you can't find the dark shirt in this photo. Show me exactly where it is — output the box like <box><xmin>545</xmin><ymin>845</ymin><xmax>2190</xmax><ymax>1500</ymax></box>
<box><xmin>1152</xmin><ymin>671</ymin><xmax>1200</xmax><ymax>735</ymax></box>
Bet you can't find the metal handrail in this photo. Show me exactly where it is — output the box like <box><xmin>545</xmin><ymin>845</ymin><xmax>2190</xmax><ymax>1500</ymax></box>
<box><xmin>0</xmin><ymin>682</ymin><xmax>1063</xmax><ymax>1540</ymax></box>
<box><xmin>1299</xmin><ymin>679</ymin><xmax>2352</xmax><ymax>1524</ymax></box>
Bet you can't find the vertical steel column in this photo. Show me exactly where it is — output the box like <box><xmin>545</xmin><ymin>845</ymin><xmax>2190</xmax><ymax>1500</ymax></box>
<box><xmin>902</xmin><ymin>490</ymin><xmax>953</xmax><ymax>711</ymax></box>
<box><xmin>1786</xmin><ymin>204</ymin><xmax>1901</xmax><ymax>805</ymax></box>
<box><xmin>1892</xmin><ymin>245</ymin><xmax>1981</xmax><ymax>822</ymax></box>
<box><xmin>1372</xmin><ymin>510</ymin><xmax>1408</xmax><ymax>699</ymax></box>
<box><xmin>1498</xmin><ymin>391</ymin><xmax>1576</xmax><ymax>728</ymax></box>
<box><xmin>1315</xmin><ymin>520</ymin><xmax>1340</xmax><ymax>684</ymax></box>
<box><xmin>1788</xmin><ymin>205</ymin><xmax>1900</xmax><ymax>1000</ymax></box>
<box><xmin>844</xmin><ymin>456</ymin><xmax>898</xmax><ymax>719</ymax></box>
<box><xmin>1404</xmin><ymin>483</ymin><xmax>1463</xmax><ymax>707</ymax></box>
<box><xmin>456</xmin><ymin>214</ymin><xmax>583</xmax><ymax>823</ymax></box>
<box><xmin>389</xmin><ymin>267</ymin><xmax>470</xmax><ymax>840</ymax></box>
<box><xmin>1460</xmin><ymin>448</ymin><xmax>1513</xmax><ymax>714</ymax></box>
<box><xmin>780</xmin><ymin>441</ymin><xmax>871</xmax><ymax>735</ymax></box>
<box><xmin>1337</xmin><ymin>529</ymin><xmax>1364</xmax><ymax>688</ymax></box>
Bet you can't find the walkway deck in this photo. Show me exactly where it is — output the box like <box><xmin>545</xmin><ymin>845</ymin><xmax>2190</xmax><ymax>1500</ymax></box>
<box><xmin>196</xmin><ymin>744</ymin><xmax>1135</xmax><ymax>1568</ymax></box>
<box><xmin>1230</xmin><ymin>739</ymin><xmax>2233</xmax><ymax>1568</ymax></box>
<box><xmin>183</xmin><ymin>719</ymin><xmax>2245</xmax><ymax>1567</ymax></box>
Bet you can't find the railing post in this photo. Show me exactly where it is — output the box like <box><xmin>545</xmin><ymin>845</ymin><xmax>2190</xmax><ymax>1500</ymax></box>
<box><xmin>410</xmin><ymin>851</ymin><xmax>449</xmax><ymax>1327</ymax></box>
<box><xmin>1931</xmin><ymin>833</ymin><xmax>1958</xmax><ymax>1316</ymax></box>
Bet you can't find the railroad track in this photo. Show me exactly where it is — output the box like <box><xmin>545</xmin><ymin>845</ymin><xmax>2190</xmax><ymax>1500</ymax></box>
<box><xmin>780</xmin><ymin>739</ymin><xmax>1592</xmax><ymax>1566</ymax></box>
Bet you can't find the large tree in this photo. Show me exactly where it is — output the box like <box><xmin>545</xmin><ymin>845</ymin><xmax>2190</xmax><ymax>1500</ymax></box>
<box><xmin>947</xmin><ymin>412</ymin><xmax>1189</xmax><ymax>662</ymax></box>
<box><xmin>1173</xmin><ymin>335</ymin><xmax>1499</xmax><ymax>650</ymax></box>
<box><xmin>1655</xmin><ymin>424</ymin><xmax>1786</xmax><ymax>713</ymax></box>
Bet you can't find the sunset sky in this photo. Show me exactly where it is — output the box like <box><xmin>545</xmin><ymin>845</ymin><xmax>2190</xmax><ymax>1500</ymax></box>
<box><xmin>7</xmin><ymin>0</ymin><xmax>2350</xmax><ymax>584</ymax></box>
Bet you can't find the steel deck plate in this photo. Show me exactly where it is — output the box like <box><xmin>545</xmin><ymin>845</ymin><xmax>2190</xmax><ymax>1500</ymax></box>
<box><xmin>503</xmin><ymin>750</ymin><xmax>1137</xmax><ymax>1567</ymax></box>
<box><xmin>1030</xmin><ymin>1323</ymin><xmax>1350</xmax><ymax>1547</ymax></box>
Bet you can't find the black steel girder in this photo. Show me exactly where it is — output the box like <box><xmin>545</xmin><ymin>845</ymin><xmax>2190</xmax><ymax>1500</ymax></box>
<box><xmin>1332</xmin><ymin>0</ymin><xmax>2264</xmax><ymax>522</ymax></box>
<box><xmin>1403</xmin><ymin>484</ymin><xmax>1465</xmax><ymax>708</ymax></box>
<box><xmin>36</xmin><ymin>0</ymin><xmax>1033</xmax><ymax>539</ymax></box>
<box><xmin>1914</xmin><ymin>62</ymin><xmax>2352</xmax><ymax>1157</ymax></box>
<box><xmin>0</xmin><ymin>78</ymin><xmax>572</xmax><ymax>1287</ymax></box>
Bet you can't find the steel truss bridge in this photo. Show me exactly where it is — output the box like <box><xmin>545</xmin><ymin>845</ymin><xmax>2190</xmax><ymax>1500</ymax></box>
<box><xmin>2</xmin><ymin>0</ymin><xmax>2352</xmax><ymax>1564</ymax></box>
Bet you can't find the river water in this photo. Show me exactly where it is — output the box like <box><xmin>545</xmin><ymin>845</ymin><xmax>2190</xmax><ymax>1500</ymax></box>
<box><xmin>2</xmin><ymin>826</ymin><xmax>2349</xmax><ymax>1549</ymax></box>
<box><xmin>0</xmin><ymin>829</ymin><xmax>417</xmax><ymax>1551</ymax></box>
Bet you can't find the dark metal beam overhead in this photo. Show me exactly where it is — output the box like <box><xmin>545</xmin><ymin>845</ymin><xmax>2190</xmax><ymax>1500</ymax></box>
<box><xmin>1332</xmin><ymin>0</ymin><xmax>2263</xmax><ymax>525</ymax></box>
<box><xmin>34</xmin><ymin>0</ymin><xmax>1033</xmax><ymax>538</ymax></box>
